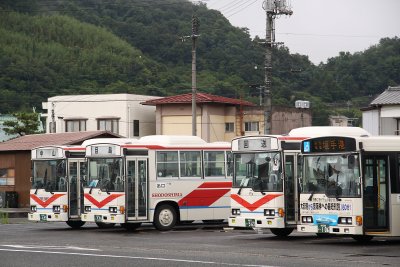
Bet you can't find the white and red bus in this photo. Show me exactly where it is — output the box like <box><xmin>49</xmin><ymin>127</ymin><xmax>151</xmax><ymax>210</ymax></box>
<box><xmin>29</xmin><ymin>145</ymin><xmax>87</xmax><ymax>228</ymax></box>
<box><xmin>298</xmin><ymin>133</ymin><xmax>400</xmax><ymax>242</ymax></box>
<box><xmin>228</xmin><ymin>127</ymin><xmax>371</xmax><ymax>237</ymax></box>
<box><xmin>228</xmin><ymin>134</ymin><xmax>306</xmax><ymax>236</ymax></box>
<box><xmin>81</xmin><ymin>135</ymin><xmax>232</xmax><ymax>231</ymax></box>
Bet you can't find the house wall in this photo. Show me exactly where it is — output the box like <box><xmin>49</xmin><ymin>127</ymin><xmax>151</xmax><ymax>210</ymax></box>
<box><xmin>0</xmin><ymin>151</ymin><xmax>31</xmax><ymax>208</ymax></box>
<box><xmin>362</xmin><ymin>109</ymin><xmax>380</xmax><ymax>135</ymax></box>
<box><xmin>42</xmin><ymin>94</ymin><xmax>158</xmax><ymax>138</ymax></box>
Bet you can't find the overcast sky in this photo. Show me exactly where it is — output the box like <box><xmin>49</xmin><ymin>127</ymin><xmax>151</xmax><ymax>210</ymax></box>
<box><xmin>203</xmin><ymin>0</ymin><xmax>400</xmax><ymax>64</ymax></box>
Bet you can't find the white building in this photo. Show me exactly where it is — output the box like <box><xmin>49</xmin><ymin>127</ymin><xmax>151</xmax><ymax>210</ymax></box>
<box><xmin>362</xmin><ymin>86</ymin><xmax>400</xmax><ymax>135</ymax></box>
<box><xmin>42</xmin><ymin>94</ymin><xmax>160</xmax><ymax>138</ymax></box>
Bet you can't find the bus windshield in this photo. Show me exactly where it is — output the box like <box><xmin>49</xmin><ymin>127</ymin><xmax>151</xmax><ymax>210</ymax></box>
<box><xmin>32</xmin><ymin>160</ymin><xmax>67</xmax><ymax>192</ymax></box>
<box><xmin>233</xmin><ymin>152</ymin><xmax>282</xmax><ymax>192</ymax></box>
<box><xmin>87</xmin><ymin>158</ymin><xmax>123</xmax><ymax>192</ymax></box>
<box><xmin>301</xmin><ymin>154</ymin><xmax>361</xmax><ymax>197</ymax></box>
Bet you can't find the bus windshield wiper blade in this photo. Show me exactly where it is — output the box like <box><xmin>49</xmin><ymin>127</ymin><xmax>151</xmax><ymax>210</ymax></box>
<box><xmin>308</xmin><ymin>190</ymin><xmax>315</xmax><ymax>201</ymax></box>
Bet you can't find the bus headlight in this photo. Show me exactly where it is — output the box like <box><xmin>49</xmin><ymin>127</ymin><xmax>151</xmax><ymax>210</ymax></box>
<box><xmin>53</xmin><ymin>205</ymin><xmax>60</xmax><ymax>213</ymax></box>
<box><xmin>339</xmin><ymin>217</ymin><xmax>352</xmax><ymax>225</ymax></box>
<box><xmin>232</xmin><ymin>209</ymin><xmax>241</xmax><ymax>215</ymax></box>
<box><xmin>31</xmin><ymin>205</ymin><xmax>37</xmax><ymax>212</ymax></box>
<box><xmin>264</xmin><ymin>209</ymin><xmax>275</xmax><ymax>216</ymax></box>
<box><xmin>302</xmin><ymin>216</ymin><xmax>313</xmax><ymax>223</ymax></box>
<box><xmin>109</xmin><ymin>207</ymin><xmax>118</xmax><ymax>213</ymax></box>
<box><xmin>84</xmin><ymin>206</ymin><xmax>91</xmax><ymax>212</ymax></box>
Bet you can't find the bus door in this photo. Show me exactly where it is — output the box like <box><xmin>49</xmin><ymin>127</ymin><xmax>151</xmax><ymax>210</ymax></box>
<box><xmin>284</xmin><ymin>154</ymin><xmax>297</xmax><ymax>225</ymax></box>
<box><xmin>126</xmin><ymin>157</ymin><xmax>148</xmax><ymax>220</ymax></box>
<box><xmin>68</xmin><ymin>159</ymin><xmax>86</xmax><ymax>219</ymax></box>
<box><xmin>363</xmin><ymin>155</ymin><xmax>389</xmax><ymax>231</ymax></box>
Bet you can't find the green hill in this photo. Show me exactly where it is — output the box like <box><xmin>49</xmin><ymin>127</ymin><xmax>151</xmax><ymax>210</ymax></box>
<box><xmin>1</xmin><ymin>0</ymin><xmax>399</xmax><ymax>125</ymax></box>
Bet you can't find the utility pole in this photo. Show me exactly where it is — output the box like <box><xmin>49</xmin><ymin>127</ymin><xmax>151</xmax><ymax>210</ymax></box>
<box><xmin>262</xmin><ymin>0</ymin><xmax>292</xmax><ymax>134</ymax></box>
<box><xmin>191</xmin><ymin>14</ymin><xmax>200</xmax><ymax>136</ymax></box>
<box><xmin>180</xmin><ymin>12</ymin><xmax>200</xmax><ymax>136</ymax></box>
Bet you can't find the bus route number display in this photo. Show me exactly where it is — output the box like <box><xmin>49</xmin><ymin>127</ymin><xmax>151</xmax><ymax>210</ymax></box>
<box><xmin>302</xmin><ymin>137</ymin><xmax>356</xmax><ymax>153</ymax></box>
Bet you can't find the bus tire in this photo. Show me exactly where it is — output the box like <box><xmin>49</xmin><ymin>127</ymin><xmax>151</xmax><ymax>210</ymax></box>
<box><xmin>96</xmin><ymin>222</ymin><xmax>116</xmax><ymax>229</ymax></box>
<box><xmin>154</xmin><ymin>204</ymin><xmax>177</xmax><ymax>231</ymax></box>
<box><xmin>121</xmin><ymin>223</ymin><xmax>142</xmax><ymax>231</ymax></box>
<box><xmin>352</xmin><ymin>235</ymin><xmax>373</xmax><ymax>243</ymax></box>
<box><xmin>270</xmin><ymin>228</ymin><xmax>294</xmax><ymax>237</ymax></box>
<box><xmin>66</xmin><ymin>220</ymin><xmax>85</xmax><ymax>229</ymax></box>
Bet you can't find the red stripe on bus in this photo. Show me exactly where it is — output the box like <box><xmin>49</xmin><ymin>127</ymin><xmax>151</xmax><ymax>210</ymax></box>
<box><xmin>84</xmin><ymin>193</ymin><xmax>124</xmax><ymax>208</ymax></box>
<box><xmin>231</xmin><ymin>194</ymin><xmax>283</xmax><ymax>211</ymax></box>
<box><xmin>30</xmin><ymin>194</ymin><xmax>65</xmax><ymax>208</ymax></box>
<box><xmin>198</xmin><ymin>181</ymin><xmax>232</xmax><ymax>188</ymax></box>
<box><xmin>178</xmin><ymin>188</ymin><xmax>230</xmax><ymax>207</ymax></box>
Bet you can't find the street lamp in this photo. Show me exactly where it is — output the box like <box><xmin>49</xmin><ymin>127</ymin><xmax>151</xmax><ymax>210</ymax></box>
<box><xmin>295</xmin><ymin>100</ymin><xmax>310</xmax><ymax>127</ymax></box>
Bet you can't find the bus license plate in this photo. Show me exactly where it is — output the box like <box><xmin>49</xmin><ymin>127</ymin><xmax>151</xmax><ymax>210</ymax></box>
<box><xmin>318</xmin><ymin>224</ymin><xmax>329</xmax><ymax>233</ymax></box>
<box><xmin>40</xmin><ymin>214</ymin><xmax>47</xmax><ymax>222</ymax></box>
<box><xmin>245</xmin><ymin>219</ymin><xmax>255</xmax><ymax>228</ymax></box>
<box><xmin>94</xmin><ymin>215</ymin><xmax>102</xmax><ymax>222</ymax></box>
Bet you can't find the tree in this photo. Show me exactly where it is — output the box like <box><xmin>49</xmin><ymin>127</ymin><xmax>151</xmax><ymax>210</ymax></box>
<box><xmin>3</xmin><ymin>112</ymin><xmax>43</xmax><ymax>136</ymax></box>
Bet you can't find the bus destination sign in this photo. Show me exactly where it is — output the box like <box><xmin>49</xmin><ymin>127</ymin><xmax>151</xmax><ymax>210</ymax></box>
<box><xmin>238</xmin><ymin>137</ymin><xmax>278</xmax><ymax>151</ymax></box>
<box><xmin>302</xmin><ymin>137</ymin><xmax>356</xmax><ymax>153</ymax></box>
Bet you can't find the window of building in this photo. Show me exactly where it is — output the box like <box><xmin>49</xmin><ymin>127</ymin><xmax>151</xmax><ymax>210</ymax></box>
<box><xmin>225</xmin><ymin>122</ymin><xmax>234</xmax><ymax>132</ymax></box>
<box><xmin>65</xmin><ymin>119</ymin><xmax>86</xmax><ymax>132</ymax></box>
<box><xmin>133</xmin><ymin>120</ymin><xmax>139</xmax><ymax>137</ymax></box>
<box><xmin>0</xmin><ymin>168</ymin><xmax>15</xmax><ymax>186</ymax></box>
<box><xmin>97</xmin><ymin>118</ymin><xmax>119</xmax><ymax>134</ymax></box>
<box><xmin>49</xmin><ymin>122</ymin><xmax>56</xmax><ymax>133</ymax></box>
<box><xmin>245</xmin><ymin>121</ymin><xmax>259</xmax><ymax>132</ymax></box>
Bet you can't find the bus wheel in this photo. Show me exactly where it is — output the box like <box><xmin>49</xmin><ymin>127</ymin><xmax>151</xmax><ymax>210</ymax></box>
<box><xmin>154</xmin><ymin>204</ymin><xmax>177</xmax><ymax>231</ymax></box>
<box><xmin>66</xmin><ymin>220</ymin><xmax>85</xmax><ymax>229</ymax></box>
<box><xmin>96</xmin><ymin>222</ymin><xmax>116</xmax><ymax>229</ymax></box>
<box><xmin>352</xmin><ymin>235</ymin><xmax>373</xmax><ymax>243</ymax></box>
<box><xmin>121</xmin><ymin>223</ymin><xmax>142</xmax><ymax>231</ymax></box>
<box><xmin>270</xmin><ymin>228</ymin><xmax>294</xmax><ymax>237</ymax></box>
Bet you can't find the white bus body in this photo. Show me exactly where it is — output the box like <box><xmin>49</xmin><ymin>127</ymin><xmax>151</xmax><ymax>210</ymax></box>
<box><xmin>228</xmin><ymin>135</ymin><xmax>305</xmax><ymax>236</ymax></box>
<box><xmin>29</xmin><ymin>146</ymin><xmax>87</xmax><ymax>228</ymax></box>
<box><xmin>297</xmin><ymin>135</ymin><xmax>400</xmax><ymax>241</ymax></box>
<box><xmin>228</xmin><ymin>127</ymin><xmax>371</xmax><ymax>237</ymax></box>
<box><xmin>81</xmin><ymin>135</ymin><xmax>232</xmax><ymax>230</ymax></box>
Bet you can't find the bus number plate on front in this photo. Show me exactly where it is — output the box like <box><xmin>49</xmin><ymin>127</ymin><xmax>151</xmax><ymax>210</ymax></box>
<box><xmin>94</xmin><ymin>215</ymin><xmax>102</xmax><ymax>222</ymax></box>
<box><xmin>40</xmin><ymin>214</ymin><xmax>47</xmax><ymax>222</ymax></box>
<box><xmin>318</xmin><ymin>224</ymin><xmax>329</xmax><ymax>233</ymax></box>
<box><xmin>245</xmin><ymin>219</ymin><xmax>255</xmax><ymax>228</ymax></box>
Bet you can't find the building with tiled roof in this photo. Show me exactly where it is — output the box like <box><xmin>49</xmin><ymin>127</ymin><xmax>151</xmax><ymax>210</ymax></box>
<box><xmin>362</xmin><ymin>86</ymin><xmax>400</xmax><ymax>135</ymax></box>
<box><xmin>0</xmin><ymin>131</ymin><xmax>121</xmax><ymax>208</ymax></box>
<box><xmin>142</xmin><ymin>92</ymin><xmax>311</xmax><ymax>142</ymax></box>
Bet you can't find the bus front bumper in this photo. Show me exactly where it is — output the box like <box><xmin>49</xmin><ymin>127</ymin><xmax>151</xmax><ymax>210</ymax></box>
<box><xmin>229</xmin><ymin>216</ymin><xmax>285</xmax><ymax>229</ymax></box>
<box><xmin>28</xmin><ymin>212</ymin><xmax>68</xmax><ymax>222</ymax></box>
<box><xmin>81</xmin><ymin>213</ymin><xmax>125</xmax><ymax>224</ymax></box>
<box><xmin>297</xmin><ymin>224</ymin><xmax>363</xmax><ymax>235</ymax></box>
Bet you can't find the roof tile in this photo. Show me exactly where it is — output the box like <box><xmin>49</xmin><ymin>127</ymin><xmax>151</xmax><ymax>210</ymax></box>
<box><xmin>0</xmin><ymin>131</ymin><xmax>121</xmax><ymax>151</ymax></box>
<box><xmin>370</xmin><ymin>86</ymin><xmax>400</xmax><ymax>105</ymax></box>
<box><xmin>141</xmin><ymin>92</ymin><xmax>255</xmax><ymax>106</ymax></box>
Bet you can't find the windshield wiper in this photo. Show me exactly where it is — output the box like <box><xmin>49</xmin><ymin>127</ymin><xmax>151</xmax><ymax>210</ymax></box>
<box><xmin>89</xmin><ymin>184</ymin><xmax>94</xmax><ymax>194</ymax></box>
<box><xmin>237</xmin><ymin>177</ymin><xmax>249</xmax><ymax>195</ymax></box>
<box><xmin>34</xmin><ymin>185</ymin><xmax>39</xmax><ymax>195</ymax></box>
<box><xmin>308</xmin><ymin>190</ymin><xmax>315</xmax><ymax>201</ymax></box>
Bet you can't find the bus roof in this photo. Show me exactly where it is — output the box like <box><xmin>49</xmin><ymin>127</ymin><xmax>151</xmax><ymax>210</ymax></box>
<box><xmin>288</xmin><ymin>126</ymin><xmax>370</xmax><ymax>138</ymax></box>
